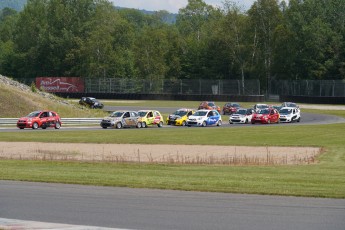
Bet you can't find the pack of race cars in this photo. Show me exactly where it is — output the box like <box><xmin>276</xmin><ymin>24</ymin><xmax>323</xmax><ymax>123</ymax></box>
<box><xmin>97</xmin><ymin>101</ymin><xmax>300</xmax><ymax>129</ymax></box>
<box><xmin>17</xmin><ymin>101</ymin><xmax>300</xmax><ymax>129</ymax></box>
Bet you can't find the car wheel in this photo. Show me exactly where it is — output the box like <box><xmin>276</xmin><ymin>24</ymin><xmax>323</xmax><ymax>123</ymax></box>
<box><xmin>217</xmin><ymin>120</ymin><xmax>222</xmax><ymax>126</ymax></box>
<box><xmin>229</xmin><ymin>121</ymin><xmax>233</xmax><ymax>124</ymax></box>
<box><xmin>267</xmin><ymin>120</ymin><xmax>271</xmax><ymax>124</ymax></box>
<box><xmin>55</xmin><ymin>122</ymin><xmax>61</xmax><ymax>129</ymax></box>
<box><xmin>142</xmin><ymin>122</ymin><xmax>147</xmax><ymax>128</ymax></box>
<box><xmin>182</xmin><ymin>121</ymin><xmax>186</xmax><ymax>126</ymax></box>
<box><xmin>202</xmin><ymin>121</ymin><xmax>207</xmax><ymax>127</ymax></box>
<box><xmin>136</xmin><ymin>122</ymin><xmax>142</xmax><ymax>128</ymax></box>
<box><xmin>116</xmin><ymin>122</ymin><xmax>122</xmax><ymax>129</ymax></box>
<box><xmin>245</xmin><ymin>119</ymin><xmax>249</xmax><ymax>124</ymax></box>
<box><xmin>251</xmin><ymin>121</ymin><xmax>255</xmax><ymax>124</ymax></box>
<box><xmin>32</xmin><ymin>122</ymin><xmax>39</xmax><ymax>129</ymax></box>
<box><xmin>158</xmin><ymin>121</ymin><xmax>163</xmax><ymax>128</ymax></box>
<box><xmin>19</xmin><ymin>127</ymin><xmax>24</xmax><ymax>129</ymax></box>
<box><xmin>297</xmin><ymin>117</ymin><xmax>301</xmax><ymax>122</ymax></box>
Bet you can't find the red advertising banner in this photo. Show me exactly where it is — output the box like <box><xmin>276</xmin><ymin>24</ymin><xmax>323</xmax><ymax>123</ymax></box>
<box><xmin>36</xmin><ymin>77</ymin><xmax>85</xmax><ymax>93</ymax></box>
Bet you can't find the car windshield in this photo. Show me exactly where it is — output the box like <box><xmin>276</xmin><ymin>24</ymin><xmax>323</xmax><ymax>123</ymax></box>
<box><xmin>208</xmin><ymin>102</ymin><xmax>215</xmax><ymax>106</ymax></box>
<box><xmin>27</xmin><ymin>111</ymin><xmax>41</xmax><ymax>117</ymax></box>
<box><xmin>280</xmin><ymin>108</ymin><xmax>292</xmax><ymax>114</ymax></box>
<box><xmin>110</xmin><ymin>112</ymin><xmax>124</xmax><ymax>117</ymax></box>
<box><xmin>258</xmin><ymin>109</ymin><xmax>270</xmax><ymax>114</ymax></box>
<box><xmin>257</xmin><ymin>105</ymin><xmax>268</xmax><ymax>109</ymax></box>
<box><xmin>174</xmin><ymin>110</ymin><xmax>188</xmax><ymax>116</ymax></box>
<box><xmin>236</xmin><ymin>109</ymin><xmax>247</xmax><ymax>115</ymax></box>
<box><xmin>286</xmin><ymin>103</ymin><xmax>296</xmax><ymax>107</ymax></box>
<box><xmin>138</xmin><ymin>111</ymin><xmax>148</xmax><ymax>117</ymax></box>
<box><xmin>193</xmin><ymin>111</ymin><xmax>208</xmax><ymax>116</ymax></box>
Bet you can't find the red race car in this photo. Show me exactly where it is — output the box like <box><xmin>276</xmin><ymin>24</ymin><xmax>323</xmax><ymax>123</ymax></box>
<box><xmin>222</xmin><ymin>102</ymin><xmax>241</xmax><ymax>115</ymax></box>
<box><xmin>17</xmin><ymin>110</ymin><xmax>62</xmax><ymax>129</ymax></box>
<box><xmin>251</xmin><ymin>108</ymin><xmax>280</xmax><ymax>124</ymax></box>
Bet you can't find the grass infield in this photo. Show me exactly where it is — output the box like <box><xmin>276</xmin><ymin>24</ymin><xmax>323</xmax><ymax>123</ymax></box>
<box><xmin>0</xmin><ymin>102</ymin><xmax>344</xmax><ymax>198</ymax></box>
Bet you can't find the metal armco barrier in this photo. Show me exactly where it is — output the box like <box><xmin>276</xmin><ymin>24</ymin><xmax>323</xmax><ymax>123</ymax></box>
<box><xmin>0</xmin><ymin>118</ymin><xmax>102</xmax><ymax>126</ymax></box>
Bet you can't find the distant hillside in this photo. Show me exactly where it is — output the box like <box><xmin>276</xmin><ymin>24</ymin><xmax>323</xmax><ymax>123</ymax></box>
<box><xmin>0</xmin><ymin>0</ymin><xmax>26</xmax><ymax>11</ymax></box>
<box><xmin>0</xmin><ymin>1</ymin><xmax>176</xmax><ymax>23</ymax></box>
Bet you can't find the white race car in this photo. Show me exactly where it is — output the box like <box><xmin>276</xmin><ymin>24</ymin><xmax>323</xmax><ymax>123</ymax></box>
<box><xmin>229</xmin><ymin>108</ymin><xmax>254</xmax><ymax>124</ymax></box>
<box><xmin>186</xmin><ymin>110</ymin><xmax>222</xmax><ymax>127</ymax></box>
<box><xmin>279</xmin><ymin>107</ymin><xmax>301</xmax><ymax>123</ymax></box>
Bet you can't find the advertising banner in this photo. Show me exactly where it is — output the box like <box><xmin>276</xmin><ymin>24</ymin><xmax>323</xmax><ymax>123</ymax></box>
<box><xmin>36</xmin><ymin>77</ymin><xmax>84</xmax><ymax>93</ymax></box>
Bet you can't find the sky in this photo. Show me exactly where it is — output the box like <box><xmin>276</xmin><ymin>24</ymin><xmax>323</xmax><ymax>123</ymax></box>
<box><xmin>110</xmin><ymin>0</ymin><xmax>258</xmax><ymax>13</ymax></box>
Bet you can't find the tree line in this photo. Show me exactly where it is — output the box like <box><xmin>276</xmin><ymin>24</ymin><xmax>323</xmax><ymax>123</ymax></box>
<box><xmin>0</xmin><ymin>0</ymin><xmax>344</xmax><ymax>93</ymax></box>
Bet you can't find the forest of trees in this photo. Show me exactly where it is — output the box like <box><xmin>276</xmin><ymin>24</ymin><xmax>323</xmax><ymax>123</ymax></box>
<box><xmin>0</xmin><ymin>0</ymin><xmax>344</xmax><ymax>92</ymax></box>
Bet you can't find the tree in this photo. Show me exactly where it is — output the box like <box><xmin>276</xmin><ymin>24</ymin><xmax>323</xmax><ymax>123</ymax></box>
<box><xmin>248</xmin><ymin>0</ymin><xmax>283</xmax><ymax>94</ymax></box>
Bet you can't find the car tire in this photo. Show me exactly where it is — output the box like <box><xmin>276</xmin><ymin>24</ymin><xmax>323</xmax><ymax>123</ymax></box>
<box><xmin>55</xmin><ymin>122</ymin><xmax>61</xmax><ymax>129</ymax></box>
<box><xmin>32</xmin><ymin>122</ymin><xmax>39</xmax><ymax>129</ymax></box>
<box><xmin>267</xmin><ymin>120</ymin><xmax>271</xmax><ymax>124</ymax></box>
<box><xmin>102</xmin><ymin>126</ymin><xmax>107</xmax><ymax>129</ymax></box>
<box><xmin>245</xmin><ymin>119</ymin><xmax>249</xmax><ymax>124</ymax></box>
<box><xmin>202</xmin><ymin>121</ymin><xmax>207</xmax><ymax>127</ymax></box>
<box><xmin>182</xmin><ymin>121</ymin><xmax>186</xmax><ymax>126</ymax></box>
<box><xmin>116</xmin><ymin>122</ymin><xmax>122</xmax><ymax>129</ymax></box>
<box><xmin>136</xmin><ymin>122</ymin><xmax>142</xmax><ymax>128</ymax></box>
<box><xmin>217</xmin><ymin>120</ymin><xmax>222</xmax><ymax>126</ymax></box>
<box><xmin>142</xmin><ymin>122</ymin><xmax>147</xmax><ymax>128</ymax></box>
<box><xmin>297</xmin><ymin>117</ymin><xmax>301</xmax><ymax>122</ymax></box>
<box><xmin>158</xmin><ymin>121</ymin><xmax>163</xmax><ymax>128</ymax></box>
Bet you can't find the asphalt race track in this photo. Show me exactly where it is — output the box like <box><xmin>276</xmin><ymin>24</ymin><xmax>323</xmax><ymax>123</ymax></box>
<box><xmin>1</xmin><ymin>181</ymin><xmax>345</xmax><ymax>230</ymax></box>
<box><xmin>1</xmin><ymin>107</ymin><xmax>345</xmax><ymax>132</ymax></box>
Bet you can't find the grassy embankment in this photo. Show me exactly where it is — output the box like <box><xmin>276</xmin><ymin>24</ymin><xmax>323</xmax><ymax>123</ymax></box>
<box><xmin>0</xmin><ymin>82</ymin><xmax>107</xmax><ymax>118</ymax></box>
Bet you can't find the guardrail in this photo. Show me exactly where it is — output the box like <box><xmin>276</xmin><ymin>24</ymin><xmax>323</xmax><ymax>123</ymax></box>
<box><xmin>0</xmin><ymin>118</ymin><xmax>102</xmax><ymax>126</ymax></box>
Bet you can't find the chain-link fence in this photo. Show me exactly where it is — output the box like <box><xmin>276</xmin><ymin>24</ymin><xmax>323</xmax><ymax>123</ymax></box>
<box><xmin>271</xmin><ymin>80</ymin><xmax>345</xmax><ymax>97</ymax></box>
<box><xmin>84</xmin><ymin>78</ymin><xmax>261</xmax><ymax>95</ymax></box>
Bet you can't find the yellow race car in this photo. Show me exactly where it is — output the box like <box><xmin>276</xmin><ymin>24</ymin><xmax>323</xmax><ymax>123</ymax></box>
<box><xmin>138</xmin><ymin>110</ymin><xmax>164</xmax><ymax>128</ymax></box>
<box><xmin>166</xmin><ymin>108</ymin><xmax>195</xmax><ymax>126</ymax></box>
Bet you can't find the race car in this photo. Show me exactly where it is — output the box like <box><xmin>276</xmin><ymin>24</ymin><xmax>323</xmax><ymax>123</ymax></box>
<box><xmin>279</xmin><ymin>107</ymin><xmax>301</xmax><ymax>123</ymax></box>
<box><xmin>138</xmin><ymin>110</ymin><xmax>164</xmax><ymax>128</ymax></box>
<box><xmin>100</xmin><ymin>110</ymin><xmax>141</xmax><ymax>129</ymax></box>
<box><xmin>17</xmin><ymin>110</ymin><xmax>62</xmax><ymax>129</ymax></box>
<box><xmin>222</xmin><ymin>102</ymin><xmax>241</xmax><ymax>115</ymax></box>
<box><xmin>166</xmin><ymin>108</ymin><xmax>195</xmax><ymax>126</ymax></box>
<box><xmin>251</xmin><ymin>108</ymin><xmax>280</xmax><ymax>124</ymax></box>
<box><xmin>253</xmin><ymin>103</ymin><xmax>269</xmax><ymax>113</ymax></box>
<box><xmin>186</xmin><ymin>109</ymin><xmax>222</xmax><ymax>127</ymax></box>
<box><xmin>198</xmin><ymin>101</ymin><xmax>221</xmax><ymax>113</ymax></box>
<box><xmin>229</xmin><ymin>108</ymin><xmax>254</xmax><ymax>124</ymax></box>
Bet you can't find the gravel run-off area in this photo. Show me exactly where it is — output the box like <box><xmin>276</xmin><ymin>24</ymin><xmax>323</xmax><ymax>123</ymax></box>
<box><xmin>0</xmin><ymin>142</ymin><xmax>321</xmax><ymax>166</ymax></box>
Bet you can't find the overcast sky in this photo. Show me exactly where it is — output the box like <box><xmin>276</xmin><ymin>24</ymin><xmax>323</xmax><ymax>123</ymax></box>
<box><xmin>110</xmin><ymin>0</ymin><xmax>258</xmax><ymax>13</ymax></box>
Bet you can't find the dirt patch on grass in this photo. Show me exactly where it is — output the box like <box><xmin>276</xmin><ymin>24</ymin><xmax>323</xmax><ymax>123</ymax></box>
<box><xmin>0</xmin><ymin>142</ymin><xmax>320</xmax><ymax>165</ymax></box>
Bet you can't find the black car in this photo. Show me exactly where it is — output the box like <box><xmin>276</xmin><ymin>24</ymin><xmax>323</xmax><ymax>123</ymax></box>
<box><xmin>79</xmin><ymin>97</ymin><xmax>104</xmax><ymax>109</ymax></box>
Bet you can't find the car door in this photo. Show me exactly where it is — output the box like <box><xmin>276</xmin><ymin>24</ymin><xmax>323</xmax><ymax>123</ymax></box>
<box><xmin>146</xmin><ymin>111</ymin><xmax>155</xmax><ymax>125</ymax></box>
<box><xmin>272</xmin><ymin>109</ymin><xmax>279</xmax><ymax>123</ymax></box>
<box><xmin>39</xmin><ymin>112</ymin><xmax>49</xmax><ymax>126</ymax></box>
<box><xmin>207</xmin><ymin>111</ymin><xmax>217</xmax><ymax>125</ymax></box>
<box><xmin>122</xmin><ymin>112</ymin><xmax>132</xmax><ymax>126</ymax></box>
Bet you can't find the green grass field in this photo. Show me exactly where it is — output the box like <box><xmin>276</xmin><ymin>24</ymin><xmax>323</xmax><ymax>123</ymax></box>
<box><xmin>1</xmin><ymin>118</ymin><xmax>344</xmax><ymax>198</ymax></box>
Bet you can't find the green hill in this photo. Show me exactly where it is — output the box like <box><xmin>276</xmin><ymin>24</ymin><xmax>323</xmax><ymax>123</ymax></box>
<box><xmin>0</xmin><ymin>0</ymin><xmax>26</xmax><ymax>11</ymax></box>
